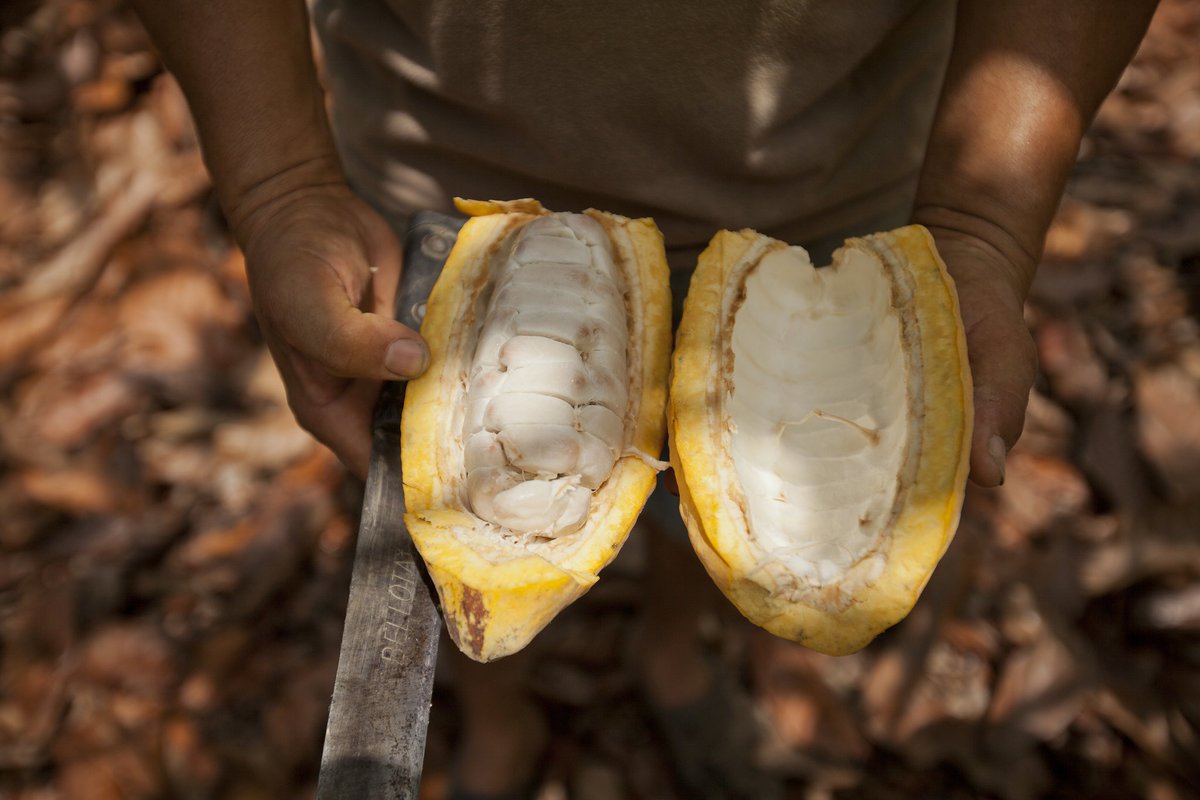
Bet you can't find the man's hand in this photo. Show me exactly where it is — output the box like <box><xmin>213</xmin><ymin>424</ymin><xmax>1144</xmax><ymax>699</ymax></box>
<box><xmin>915</xmin><ymin>0</ymin><xmax>1157</xmax><ymax>487</ymax></box>
<box><xmin>926</xmin><ymin>225</ymin><xmax>1037</xmax><ymax>487</ymax></box>
<box><xmin>129</xmin><ymin>0</ymin><xmax>427</xmax><ymax>476</ymax></box>
<box><xmin>237</xmin><ymin>183</ymin><xmax>427</xmax><ymax>478</ymax></box>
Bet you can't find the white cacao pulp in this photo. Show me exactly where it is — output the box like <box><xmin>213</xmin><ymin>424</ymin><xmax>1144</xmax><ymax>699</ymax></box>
<box><xmin>728</xmin><ymin>246</ymin><xmax>910</xmax><ymax>591</ymax></box>
<box><xmin>668</xmin><ymin>225</ymin><xmax>971</xmax><ymax>656</ymax></box>
<box><xmin>461</xmin><ymin>214</ymin><xmax>629</xmax><ymax>536</ymax></box>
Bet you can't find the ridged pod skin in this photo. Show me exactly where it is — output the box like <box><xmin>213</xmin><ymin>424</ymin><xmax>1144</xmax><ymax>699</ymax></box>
<box><xmin>669</xmin><ymin>226</ymin><xmax>972</xmax><ymax>656</ymax></box>
<box><xmin>402</xmin><ymin>198</ymin><xmax>671</xmax><ymax>662</ymax></box>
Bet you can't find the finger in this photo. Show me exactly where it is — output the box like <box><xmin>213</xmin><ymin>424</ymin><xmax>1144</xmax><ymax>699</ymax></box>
<box><xmin>264</xmin><ymin>331</ymin><xmax>377</xmax><ymax>479</ymax></box>
<box><xmin>273</xmin><ymin>263</ymin><xmax>429</xmax><ymax>381</ymax></box>
<box><xmin>962</xmin><ymin>306</ymin><xmax>1038</xmax><ymax>487</ymax></box>
<box><xmin>289</xmin><ymin>375</ymin><xmax>380</xmax><ymax>480</ymax></box>
<box><xmin>307</xmin><ymin>379</ymin><xmax>380</xmax><ymax>480</ymax></box>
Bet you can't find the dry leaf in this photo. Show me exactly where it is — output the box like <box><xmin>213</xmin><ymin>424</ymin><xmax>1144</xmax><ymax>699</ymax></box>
<box><xmin>1134</xmin><ymin>361</ymin><xmax>1200</xmax><ymax>500</ymax></box>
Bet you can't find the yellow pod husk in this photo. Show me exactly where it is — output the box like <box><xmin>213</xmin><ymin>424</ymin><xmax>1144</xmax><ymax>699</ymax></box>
<box><xmin>402</xmin><ymin>198</ymin><xmax>671</xmax><ymax>662</ymax></box>
<box><xmin>669</xmin><ymin>226</ymin><xmax>972</xmax><ymax>656</ymax></box>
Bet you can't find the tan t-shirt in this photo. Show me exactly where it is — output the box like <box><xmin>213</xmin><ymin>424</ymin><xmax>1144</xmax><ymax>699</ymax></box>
<box><xmin>312</xmin><ymin>1</ymin><xmax>954</xmax><ymax>261</ymax></box>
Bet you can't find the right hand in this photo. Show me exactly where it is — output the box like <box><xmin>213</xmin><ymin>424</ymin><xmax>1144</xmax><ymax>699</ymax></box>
<box><xmin>236</xmin><ymin>181</ymin><xmax>428</xmax><ymax>478</ymax></box>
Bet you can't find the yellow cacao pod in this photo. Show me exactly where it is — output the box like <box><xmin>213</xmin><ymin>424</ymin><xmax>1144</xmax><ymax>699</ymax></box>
<box><xmin>668</xmin><ymin>226</ymin><xmax>972</xmax><ymax>655</ymax></box>
<box><xmin>401</xmin><ymin>198</ymin><xmax>671</xmax><ymax>662</ymax></box>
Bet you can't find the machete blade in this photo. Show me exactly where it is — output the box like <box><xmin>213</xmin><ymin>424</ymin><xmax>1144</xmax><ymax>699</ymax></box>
<box><xmin>316</xmin><ymin>210</ymin><xmax>464</xmax><ymax>800</ymax></box>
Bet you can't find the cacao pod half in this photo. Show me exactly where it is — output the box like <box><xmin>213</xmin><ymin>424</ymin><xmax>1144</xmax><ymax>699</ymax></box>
<box><xmin>669</xmin><ymin>226</ymin><xmax>972</xmax><ymax>656</ymax></box>
<box><xmin>401</xmin><ymin>198</ymin><xmax>671</xmax><ymax>662</ymax></box>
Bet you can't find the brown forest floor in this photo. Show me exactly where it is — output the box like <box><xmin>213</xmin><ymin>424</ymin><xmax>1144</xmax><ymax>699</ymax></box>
<box><xmin>2</xmin><ymin>2</ymin><xmax>1200</xmax><ymax>799</ymax></box>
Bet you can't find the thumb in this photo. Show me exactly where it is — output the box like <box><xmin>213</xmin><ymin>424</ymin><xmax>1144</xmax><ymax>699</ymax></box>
<box><xmin>273</xmin><ymin>266</ymin><xmax>429</xmax><ymax>381</ymax></box>
<box><xmin>319</xmin><ymin>308</ymin><xmax>429</xmax><ymax>380</ymax></box>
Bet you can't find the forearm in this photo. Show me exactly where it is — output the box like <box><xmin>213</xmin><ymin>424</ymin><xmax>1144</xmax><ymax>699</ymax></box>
<box><xmin>131</xmin><ymin>0</ymin><xmax>342</xmax><ymax>241</ymax></box>
<box><xmin>914</xmin><ymin>0</ymin><xmax>1158</xmax><ymax>295</ymax></box>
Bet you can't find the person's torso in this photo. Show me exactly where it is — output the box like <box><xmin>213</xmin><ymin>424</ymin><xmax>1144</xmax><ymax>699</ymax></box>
<box><xmin>313</xmin><ymin>0</ymin><xmax>954</xmax><ymax>256</ymax></box>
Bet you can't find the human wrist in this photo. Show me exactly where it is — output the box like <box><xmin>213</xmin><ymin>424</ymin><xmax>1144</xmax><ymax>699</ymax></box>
<box><xmin>131</xmin><ymin>0</ymin><xmax>345</xmax><ymax>246</ymax></box>
<box><xmin>201</xmin><ymin>67</ymin><xmax>343</xmax><ymax>232</ymax></box>
<box><xmin>910</xmin><ymin>199</ymin><xmax>1039</xmax><ymax>304</ymax></box>
<box><xmin>913</xmin><ymin>0</ymin><xmax>1158</xmax><ymax>308</ymax></box>
<box><xmin>912</xmin><ymin>96</ymin><xmax>1080</xmax><ymax>304</ymax></box>
<box><xmin>225</xmin><ymin>153</ymin><xmax>350</xmax><ymax>250</ymax></box>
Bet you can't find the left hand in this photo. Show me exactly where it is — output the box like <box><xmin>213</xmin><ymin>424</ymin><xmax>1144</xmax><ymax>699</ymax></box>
<box><xmin>908</xmin><ymin>0</ymin><xmax>1157</xmax><ymax>487</ymax></box>
<box><xmin>926</xmin><ymin>225</ymin><xmax>1037</xmax><ymax>487</ymax></box>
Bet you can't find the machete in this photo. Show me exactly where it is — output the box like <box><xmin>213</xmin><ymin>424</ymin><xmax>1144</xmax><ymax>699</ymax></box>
<box><xmin>316</xmin><ymin>210</ymin><xmax>465</xmax><ymax>799</ymax></box>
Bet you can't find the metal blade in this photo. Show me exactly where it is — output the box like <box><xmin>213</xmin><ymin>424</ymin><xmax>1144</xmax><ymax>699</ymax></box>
<box><xmin>316</xmin><ymin>210</ymin><xmax>465</xmax><ymax>800</ymax></box>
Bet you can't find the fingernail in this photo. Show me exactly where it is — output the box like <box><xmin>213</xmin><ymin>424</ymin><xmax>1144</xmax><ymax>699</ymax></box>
<box><xmin>385</xmin><ymin>339</ymin><xmax>427</xmax><ymax>377</ymax></box>
<box><xmin>987</xmin><ymin>435</ymin><xmax>1007</xmax><ymax>486</ymax></box>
